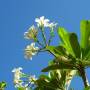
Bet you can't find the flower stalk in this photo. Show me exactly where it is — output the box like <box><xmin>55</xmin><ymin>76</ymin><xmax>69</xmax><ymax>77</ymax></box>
<box><xmin>40</xmin><ymin>27</ymin><xmax>47</xmax><ymax>46</ymax></box>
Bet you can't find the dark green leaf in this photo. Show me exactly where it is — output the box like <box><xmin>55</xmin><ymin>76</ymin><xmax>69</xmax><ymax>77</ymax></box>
<box><xmin>39</xmin><ymin>74</ymin><xmax>51</xmax><ymax>81</ymax></box>
<box><xmin>69</xmin><ymin>33</ymin><xmax>81</xmax><ymax>58</ymax></box>
<box><xmin>42</xmin><ymin>63</ymin><xmax>75</xmax><ymax>72</ymax></box>
<box><xmin>84</xmin><ymin>86</ymin><xmax>90</xmax><ymax>90</ymax></box>
<box><xmin>36</xmin><ymin>79</ymin><xmax>56</xmax><ymax>90</ymax></box>
<box><xmin>17</xmin><ymin>87</ymin><xmax>26</xmax><ymax>90</ymax></box>
<box><xmin>46</xmin><ymin>45</ymin><xmax>66</xmax><ymax>57</ymax></box>
<box><xmin>83</xmin><ymin>46</ymin><xmax>90</xmax><ymax>60</ymax></box>
<box><xmin>80</xmin><ymin>20</ymin><xmax>90</xmax><ymax>49</ymax></box>
<box><xmin>0</xmin><ymin>82</ymin><xmax>6</xmax><ymax>88</ymax></box>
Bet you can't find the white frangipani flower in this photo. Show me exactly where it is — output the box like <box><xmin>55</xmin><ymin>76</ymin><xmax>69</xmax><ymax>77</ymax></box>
<box><xmin>25</xmin><ymin>42</ymin><xmax>39</xmax><ymax>60</ymax></box>
<box><xmin>12</xmin><ymin>67</ymin><xmax>23</xmax><ymax>88</ymax></box>
<box><xmin>28</xmin><ymin>75</ymin><xmax>37</xmax><ymax>84</ymax></box>
<box><xmin>35</xmin><ymin>16</ymin><xmax>50</xmax><ymax>27</ymax></box>
<box><xmin>24</xmin><ymin>25</ymin><xmax>37</xmax><ymax>40</ymax></box>
<box><xmin>48</xmin><ymin>22</ymin><xmax>57</xmax><ymax>29</ymax></box>
<box><xmin>12</xmin><ymin>67</ymin><xmax>23</xmax><ymax>80</ymax></box>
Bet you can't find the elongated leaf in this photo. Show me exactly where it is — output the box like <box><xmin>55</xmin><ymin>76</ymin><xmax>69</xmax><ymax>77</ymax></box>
<box><xmin>42</xmin><ymin>65</ymin><xmax>61</xmax><ymax>72</ymax></box>
<box><xmin>58</xmin><ymin>27</ymin><xmax>75</xmax><ymax>57</ymax></box>
<box><xmin>81</xmin><ymin>60</ymin><xmax>90</xmax><ymax>67</ymax></box>
<box><xmin>39</xmin><ymin>74</ymin><xmax>51</xmax><ymax>81</ymax></box>
<box><xmin>69</xmin><ymin>33</ymin><xmax>81</xmax><ymax>58</ymax></box>
<box><xmin>36</xmin><ymin>79</ymin><xmax>57</xmax><ymax>90</ymax></box>
<box><xmin>84</xmin><ymin>47</ymin><xmax>90</xmax><ymax>60</ymax></box>
<box><xmin>42</xmin><ymin>63</ymin><xmax>75</xmax><ymax>72</ymax></box>
<box><xmin>46</xmin><ymin>45</ymin><xmax>66</xmax><ymax>57</ymax></box>
<box><xmin>18</xmin><ymin>87</ymin><xmax>26</xmax><ymax>90</ymax></box>
<box><xmin>80</xmin><ymin>20</ymin><xmax>90</xmax><ymax>49</ymax></box>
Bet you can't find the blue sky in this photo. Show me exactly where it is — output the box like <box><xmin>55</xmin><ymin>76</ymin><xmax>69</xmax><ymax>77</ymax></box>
<box><xmin>0</xmin><ymin>0</ymin><xmax>90</xmax><ymax>90</ymax></box>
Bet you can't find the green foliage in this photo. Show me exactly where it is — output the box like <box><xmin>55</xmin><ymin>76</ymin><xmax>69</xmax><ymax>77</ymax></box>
<box><xmin>0</xmin><ymin>81</ymin><xmax>6</xmax><ymax>89</ymax></box>
<box><xmin>35</xmin><ymin>70</ymin><xmax>66</xmax><ymax>90</ymax></box>
<box><xmin>18</xmin><ymin>87</ymin><xmax>32</xmax><ymax>90</ymax></box>
<box><xmin>69</xmin><ymin>33</ymin><xmax>81</xmax><ymax>58</ymax></box>
<box><xmin>80</xmin><ymin>20</ymin><xmax>90</xmax><ymax>59</ymax></box>
<box><xmin>42</xmin><ymin>60</ymin><xmax>75</xmax><ymax>72</ymax></box>
<box><xmin>84</xmin><ymin>86</ymin><xmax>90</xmax><ymax>90</ymax></box>
<box><xmin>15</xmin><ymin>19</ymin><xmax>90</xmax><ymax>90</ymax></box>
<box><xmin>40</xmin><ymin>20</ymin><xmax>90</xmax><ymax>90</ymax></box>
<box><xmin>43</xmin><ymin>21</ymin><xmax>90</xmax><ymax>89</ymax></box>
<box><xmin>18</xmin><ymin>87</ymin><xmax>25</xmax><ymax>90</ymax></box>
<box><xmin>80</xmin><ymin>20</ymin><xmax>90</xmax><ymax>49</ymax></box>
<box><xmin>58</xmin><ymin>27</ymin><xmax>75</xmax><ymax>57</ymax></box>
<box><xmin>46</xmin><ymin>45</ymin><xmax>66</xmax><ymax>57</ymax></box>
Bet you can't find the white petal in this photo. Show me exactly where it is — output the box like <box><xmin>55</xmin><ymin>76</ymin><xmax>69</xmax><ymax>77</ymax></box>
<box><xmin>35</xmin><ymin>47</ymin><xmax>39</xmax><ymax>50</ymax></box>
<box><xmin>24</xmin><ymin>32</ymin><xmax>28</xmax><ymax>35</ymax></box>
<box><xmin>12</xmin><ymin>68</ymin><xmax>16</xmax><ymax>72</ymax></box>
<box><xmin>12</xmin><ymin>67</ymin><xmax>23</xmax><ymax>72</ymax></box>
<box><xmin>40</xmin><ymin>16</ymin><xmax>44</xmax><ymax>21</ymax></box>
<box><xmin>44</xmin><ymin>19</ymin><xmax>50</xmax><ymax>22</ymax></box>
<box><xmin>26</xmin><ymin>45</ymin><xmax>30</xmax><ymax>49</ymax></box>
<box><xmin>18</xmin><ymin>67</ymin><xmax>23</xmax><ymax>70</ymax></box>
<box><xmin>35</xmin><ymin>18</ymin><xmax>40</xmax><ymax>23</ymax></box>
<box><xmin>44</xmin><ymin>23</ymin><xmax>49</xmax><ymax>27</ymax></box>
<box><xmin>31</xmin><ymin>42</ymin><xmax>35</xmax><ymax>47</ymax></box>
<box><xmin>32</xmin><ymin>52</ymin><xmax>36</xmax><ymax>55</ymax></box>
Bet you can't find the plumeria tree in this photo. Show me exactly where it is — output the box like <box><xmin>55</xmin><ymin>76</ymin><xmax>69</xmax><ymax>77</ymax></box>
<box><xmin>11</xmin><ymin>16</ymin><xmax>90</xmax><ymax>90</ymax></box>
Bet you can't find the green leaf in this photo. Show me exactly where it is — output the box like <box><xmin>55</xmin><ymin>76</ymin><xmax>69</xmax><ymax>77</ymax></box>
<box><xmin>36</xmin><ymin>78</ymin><xmax>57</xmax><ymax>90</ymax></box>
<box><xmin>42</xmin><ymin>65</ymin><xmax>61</xmax><ymax>72</ymax></box>
<box><xmin>58</xmin><ymin>27</ymin><xmax>75</xmax><ymax>57</ymax></box>
<box><xmin>18</xmin><ymin>87</ymin><xmax>26</xmax><ymax>90</ymax></box>
<box><xmin>84</xmin><ymin>49</ymin><xmax>90</xmax><ymax>60</ymax></box>
<box><xmin>80</xmin><ymin>20</ymin><xmax>90</xmax><ymax>49</ymax></box>
<box><xmin>69</xmin><ymin>33</ymin><xmax>81</xmax><ymax>58</ymax></box>
<box><xmin>39</xmin><ymin>74</ymin><xmax>51</xmax><ymax>81</ymax></box>
<box><xmin>84</xmin><ymin>86</ymin><xmax>90</xmax><ymax>90</ymax></box>
<box><xmin>42</xmin><ymin>63</ymin><xmax>75</xmax><ymax>72</ymax></box>
<box><xmin>0</xmin><ymin>82</ymin><xmax>6</xmax><ymax>88</ymax></box>
<box><xmin>81</xmin><ymin>60</ymin><xmax>90</xmax><ymax>67</ymax></box>
<box><xmin>46</xmin><ymin>45</ymin><xmax>66</xmax><ymax>57</ymax></box>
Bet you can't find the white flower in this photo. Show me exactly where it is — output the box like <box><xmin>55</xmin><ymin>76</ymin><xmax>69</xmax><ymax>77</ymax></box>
<box><xmin>12</xmin><ymin>67</ymin><xmax>23</xmax><ymax>79</ymax></box>
<box><xmin>28</xmin><ymin>75</ymin><xmax>37</xmax><ymax>84</ymax></box>
<box><xmin>25</xmin><ymin>42</ymin><xmax>39</xmax><ymax>60</ymax></box>
<box><xmin>12</xmin><ymin>67</ymin><xmax>23</xmax><ymax>88</ymax></box>
<box><xmin>48</xmin><ymin>22</ymin><xmax>57</xmax><ymax>29</ymax></box>
<box><xmin>35</xmin><ymin>16</ymin><xmax>50</xmax><ymax>27</ymax></box>
<box><xmin>24</xmin><ymin>25</ymin><xmax>37</xmax><ymax>40</ymax></box>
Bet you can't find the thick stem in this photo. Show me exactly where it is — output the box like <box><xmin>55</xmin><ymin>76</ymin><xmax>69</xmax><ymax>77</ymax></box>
<box><xmin>78</xmin><ymin>63</ymin><xmax>89</xmax><ymax>87</ymax></box>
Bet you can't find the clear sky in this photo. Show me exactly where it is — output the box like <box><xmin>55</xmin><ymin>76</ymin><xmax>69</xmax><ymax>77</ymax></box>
<box><xmin>0</xmin><ymin>0</ymin><xmax>90</xmax><ymax>90</ymax></box>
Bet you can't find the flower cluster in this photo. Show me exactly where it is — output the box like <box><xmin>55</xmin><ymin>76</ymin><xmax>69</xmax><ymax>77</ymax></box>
<box><xmin>24</xmin><ymin>16</ymin><xmax>57</xmax><ymax>60</ymax></box>
<box><xmin>24</xmin><ymin>25</ymin><xmax>38</xmax><ymax>40</ymax></box>
<box><xmin>12</xmin><ymin>67</ymin><xmax>37</xmax><ymax>89</ymax></box>
<box><xmin>35</xmin><ymin>16</ymin><xmax>50</xmax><ymax>28</ymax></box>
<box><xmin>25</xmin><ymin>43</ymin><xmax>39</xmax><ymax>60</ymax></box>
<box><xmin>12</xmin><ymin>67</ymin><xmax>23</xmax><ymax>88</ymax></box>
<box><xmin>35</xmin><ymin>16</ymin><xmax>57</xmax><ymax>28</ymax></box>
